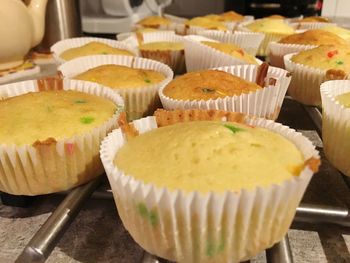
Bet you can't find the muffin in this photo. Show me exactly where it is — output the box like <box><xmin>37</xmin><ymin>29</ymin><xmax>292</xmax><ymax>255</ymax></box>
<box><xmin>138</xmin><ymin>32</ymin><xmax>186</xmax><ymax>74</ymax></box>
<box><xmin>136</xmin><ymin>15</ymin><xmax>171</xmax><ymax>29</ymax></box>
<box><xmin>268</xmin><ymin>29</ymin><xmax>347</xmax><ymax>68</ymax></box>
<box><xmin>220</xmin><ymin>10</ymin><xmax>245</xmax><ymax>22</ymax></box>
<box><xmin>184</xmin><ymin>35</ymin><xmax>259</xmax><ymax>72</ymax></box>
<box><xmin>299</xmin><ymin>16</ymin><xmax>330</xmax><ymax>23</ymax></box>
<box><xmin>198</xmin><ymin>30</ymin><xmax>265</xmax><ymax>57</ymax></box>
<box><xmin>159</xmin><ymin>64</ymin><xmax>291</xmax><ymax>120</ymax></box>
<box><xmin>321</xmin><ymin>80</ymin><xmax>350</xmax><ymax>177</ymax></box>
<box><xmin>51</xmin><ymin>37</ymin><xmax>136</xmax><ymax>63</ymax></box>
<box><xmin>0</xmin><ymin>78</ymin><xmax>123</xmax><ymax>195</ymax></box>
<box><xmin>284</xmin><ymin>44</ymin><xmax>350</xmax><ymax>105</ymax></box>
<box><xmin>292</xmin><ymin>16</ymin><xmax>333</xmax><ymax>30</ymax></box>
<box><xmin>238</xmin><ymin>18</ymin><xmax>295</xmax><ymax>56</ymax></box>
<box><xmin>321</xmin><ymin>25</ymin><xmax>350</xmax><ymax>43</ymax></box>
<box><xmin>101</xmin><ymin>109</ymin><xmax>320</xmax><ymax>263</ymax></box>
<box><xmin>58</xmin><ymin>55</ymin><xmax>173</xmax><ymax>120</ymax></box>
<box><xmin>185</xmin><ymin>17</ymin><xmax>229</xmax><ymax>33</ymax></box>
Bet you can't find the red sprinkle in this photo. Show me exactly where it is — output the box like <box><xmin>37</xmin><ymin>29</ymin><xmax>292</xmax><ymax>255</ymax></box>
<box><xmin>327</xmin><ymin>50</ymin><xmax>338</xmax><ymax>58</ymax></box>
<box><xmin>65</xmin><ymin>143</ymin><xmax>75</xmax><ymax>155</ymax></box>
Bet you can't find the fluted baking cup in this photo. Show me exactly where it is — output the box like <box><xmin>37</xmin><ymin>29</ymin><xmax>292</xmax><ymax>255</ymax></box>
<box><xmin>283</xmin><ymin>53</ymin><xmax>349</xmax><ymax>106</ymax></box>
<box><xmin>197</xmin><ymin>30</ymin><xmax>264</xmax><ymax>56</ymax></box>
<box><xmin>138</xmin><ymin>32</ymin><xmax>186</xmax><ymax>74</ymax></box>
<box><xmin>184</xmin><ymin>35</ymin><xmax>260</xmax><ymax>72</ymax></box>
<box><xmin>0</xmin><ymin>78</ymin><xmax>124</xmax><ymax>195</ymax></box>
<box><xmin>100</xmin><ymin>111</ymin><xmax>319</xmax><ymax>263</ymax></box>
<box><xmin>51</xmin><ymin>37</ymin><xmax>138</xmax><ymax>64</ymax></box>
<box><xmin>159</xmin><ymin>64</ymin><xmax>290</xmax><ymax>120</ymax></box>
<box><xmin>58</xmin><ymin>55</ymin><xmax>174</xmax><ymax>120</ymax></box>
<box><xmin>321</xmin><ymin>80</ymin><xmax>350</xmax><ymax>176</ymax></box>
<box><xmin>267</xmin><ymin>42</ymin><xmax>316</xmax><ymax>68</ymax></box>
<box><xmin>237</xmin><ymin>21</ymin><xmax>295</xmax><ymax>57</ymax></box>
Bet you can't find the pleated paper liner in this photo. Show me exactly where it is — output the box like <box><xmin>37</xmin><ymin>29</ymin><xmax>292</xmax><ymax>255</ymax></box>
<box><xmin>197</xmin><ymin>30</ymin><xmax>265</xmax><ymax>56</ymax></box>
<box><xmin>267</xmin><ymin>42</ymin><xmax>316</xmax><ymax>68</ymax></box>
<box><xmin>184</xmin><ymin>35</ymin><xmax>260</xmax><ymax>72</ymax></box>
<box><xmin>237</xmin><ymin>21</ymin><xmax>296</xmax><ymax>57</ymax></box>
<box><xmin>138</xmin><ymin>31</ymin><xmax>186</xmax><ymax>74</ymax></box>
<box><xmin>58</xmin><ymin>55</ymin><xmax>174</xmax><ymax>121</ymax></box>
<box><xmin>159</xmin><ymin>64</ymin><xmax>290</xmax><ymax>120</ymax></box>
<box><xmin>51</xmin><ymin>37</ymin><xmax>138</xmax><ymax>64</ymax></box>
<box><xmin>321</xmin><ymin>80</ymin><xmax>350</xmax><ymax>176</ymax></box>
<box><xmin>0</xmin><ymin>60</ymin><xmax>40</xmax><ymax>84</ymax></box>
<box><xmin>134</xmin><ymin>20</ymin><xmax>186</xmax><ymax>35</ymax></box>
<box><xmin>290</xmin><ymin>22</ymin><xmax>336</xmax><ymax>30</ymax></box>
<box><xmin>0</xmin><ymin>78</ymin><xmax>124</xmax><ymax>195</ymax></box>
<box><xmin>284</xmin><ymin>53</ymin><xmax>349</xmax><ymax>106</ymax></box>
<box><xmin>100</xmin><ymin>109</ymin><xmax>320</xmax><ymax>263</ymax></box>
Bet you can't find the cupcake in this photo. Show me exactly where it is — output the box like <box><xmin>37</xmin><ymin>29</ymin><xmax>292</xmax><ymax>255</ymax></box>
<box><xmin>138</xmin><ymin>32</ymin><xmax>186</xmax><ymax>74</ymax></box>
<box><xmin>159</xmin><ymin>63</ymin><xmax>291</xmax><ymax>120</ymax></box>
<box><xmin>101</xmin><ymin>109</ymin><xmax>320</xmax><ymax>263</ymax></box>
<box><xmin>58</xmin><ymin>55</ymin><xmax>173</xmax><ymax>120</ymax></box>
<box><xmin>185</xmin><ymin>17</ymin><xmax>229</xmax><ymax>35</ymax></box>
<box><xmin>268</xmin><ymin>29</ymin><xmax>347</xmax><ymax>68</ymax></box>
<box><xmin>135</xmin><ymin>15</ymin><xmax>186</xmax><ymax>35</ymax></box>
<box><xmin>198</xmin><ymin>30</ymin><xmax>264</xmax><ymax>56</ymax></box>
<box><xmin>284</xmin><ymin>44</ymin><xmax>350</xmax><ymax>105</ymax></box>
<box><xmin>184</xmin><ymin>35</ymin><xmax>260</xmax><ymax>72</ymax></box>
<box><xmin>321</xmin><ymin>25</ymin><xmax>350</xmax><ymax>43</ymax></box>
<box><xmin>51</xmin><ymin>37</ymin><xmax>136</xmax><ymax>63</ymax></box>
<box><xmin>266</xmin><ymin>15</ymin><xmax>286</xmax><ymax>19</ymax></box>
<box><xmin>291</xmin><ymin>16</ymin><xmax>334</xmax><ymax>30</ymax></box>
<box><xmin>0</xmin><ymin>77</ymin><xmax>124</xmax><ymax>195</ymax></box>
<box><xmin>238</xmin><ymin>18</ymin><xmax>295</xmax><ymax>56</ymax></box>
<box><xmin>321</xmin><ymin>80</ymin><xmax>350</xmax><ymax>177</ymax></box>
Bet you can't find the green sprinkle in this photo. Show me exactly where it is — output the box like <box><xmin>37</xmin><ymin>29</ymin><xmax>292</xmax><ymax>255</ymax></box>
<box><xmin>206</xmin><ymin>243</ymin><xmax>215</xmax><ymax>257</ymax></box>
<box><xmin>336</xmin><ymin>60</ymin><xmax>344</xmax><ymax>65</ymax></box>
<box><xmin>74</xmin><ymin>99</ymin><xmax>87</xmax><ymax>104</ymax></box>
<box><xmin>137</xmin><ymin>203</ymin><xmax>158</xmax><ymax>227</ymax></box>
<box><xmin>80</xmin><ymin>116</ymin><xmax>94</xmax><ymax>124</ymax></box>
<box><xmin>144</xmin><ymin>79</ymin><xmax>151</xmax><ymax>83</ymax></box>
<box><xmin>224</xmin><ymin>124</ymin><xmax>243</xmax><ymax>133</ymax></box>
<box><xmin>101</xmin><ymin>51</ymin><xmax>108</xmax><ymax>54</ymax></box>
<box><xmin>202</xmin><ymin>88</ymin><xmax>215</xmax><ymax>93</ymax></box>
<box><xmin>46</xmin><ymin>105</ymin><xmax>53</xmax><ymax>112</ymax></box>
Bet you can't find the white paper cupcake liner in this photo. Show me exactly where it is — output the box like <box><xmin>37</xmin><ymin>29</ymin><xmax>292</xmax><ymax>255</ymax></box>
<box><xmin>58</xmin><ymin>55</ymin><xmax>174</xmax><ymax>120</ymax></box>
<box><xmin>184</xmin><ymin>35</ymin><xmax>260</xmax><ymax>72</ymax></box>
<box><xmin>159</xmin><ymin>64</ymin><xmax>290</xmax><ymax>120</ymax></box>
<box><xmin>197</xmin><ymin>30</ymin><xmax>264</xmax><ymax>56</ymax></box>
<box><xmin>51</xmin><ymin>37</ymin><xmax>138</xmax><ymax>64</ymax></box>
<box><xmin>134</xmin><ymin>21</ymin><xmax>186</xmax><ymax>35</ymax></box>
<box><xmin>267</xmin><ymin>42</ymin><xmax>316</xmax><ymax>68</ymax></box>
<box><xmin>321</xmin><ymin>80</ymin><xmax>350</xmax><ymax>176</ymax></box>
<box><xmin>290</xmin><ymin>22</ymin><xmax>336</xmax><ymax>30</ymax></box>
<box><xmin>0</xmin><ymin>78</ymin><xmax>124</xmax><ymax>195</ymax></box>
<box><xmin>283</xmin><ymin>53</ymin><xmax>346</xmax><ymax>106</ymax></box>
<box><xmin>0</xmin><ymin>64</ymin><xmax>40</xmax><ymax>84</ymax></box>
<box><xmin>100</xmin><ymin>114</ymin><xmax>319</xmax><ymax>263</ymax></box>
<box><xmin>237</xmin><ymin>21</ymin><xmax>295</xmax><ymax>57</ymax></box>
<box><xmin>138</xmin><ymin>32</ymin><xmax>186</xmax><ymax>74</ymax></box>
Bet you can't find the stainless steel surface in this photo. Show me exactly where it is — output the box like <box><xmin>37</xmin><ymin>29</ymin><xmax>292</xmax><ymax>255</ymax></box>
<box><xmin>266</xmin><ymin>236</ymin><xmax>293</xmax><ymax>263</ymax></box>
<box><xmin>302</xmin><ymin>106</ymin><xmax>323</xmax><ymax>137</ymax></box>
<box><xmin>15</xmin><ymin>177</ymin><xmax>102</xmax><ymax>263</ymax></box>
<box><xmin>36</xmin><ymin>0</ymin><xmax>82</xmax><ymax>52</ymax></box>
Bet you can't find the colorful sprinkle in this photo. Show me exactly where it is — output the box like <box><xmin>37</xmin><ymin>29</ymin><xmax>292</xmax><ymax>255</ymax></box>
<box><xmin>101</xmin><ymin>51</ymin><xmax>108</xmax><ymax>54</ymax></box>
<box><xmin>74</xmin><ymin>99</ymin><xmax>87</xmax><ymax>104</ymax></box>
<box><xmin>336</xmin><ymin>60</ymin><xmax>344</xmax><ymax>65</ymax></box>
<box><xmin>224</xmin><ymin>124</ymin><xmax>243</xmax><ymax>133</ymax></box>
<box><xmin>144</xmin><ymin>79</ymin><xmax>151</xmax><ymax>83</ymax></box>
<box><xmin>327</xmin><ymin>50</ymin><xmax>338</xmax><ymax>58</ymax></box>
<box><xmin>80</xmin><ymin>116</ymin><xmax>95</xmax><ymax>124</ymax></box>
<box><xmin>202</xmin><ymin>88</ymin><xmax>215</xmax><ymax>93</ymax></box>
<box><xmin>137</xmin><ymin>203</ymin><xmax>158</xmax><ymax>226</ymax></box>
<box><xmin>46</xmin><ymin>105</ymin><xmax>53</xmax><ymax>112</ymax></box>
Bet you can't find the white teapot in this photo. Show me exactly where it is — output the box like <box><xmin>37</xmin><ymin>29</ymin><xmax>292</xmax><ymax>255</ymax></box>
<box><xmin>0</xmin><ymin>0</ymin><xmax>48</xmax><ymax>70</ymax></box>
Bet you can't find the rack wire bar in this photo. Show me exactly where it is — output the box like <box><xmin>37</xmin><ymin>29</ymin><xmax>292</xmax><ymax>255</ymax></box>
<box><xmin>266</xmin><ymin>236</ymin><xmax>293</xmax><ymax>263</ymax></box>
<box><xmin>15</xmin><ymin>177</ymin><xmax>102</xmax><ymax>263</ymax></box>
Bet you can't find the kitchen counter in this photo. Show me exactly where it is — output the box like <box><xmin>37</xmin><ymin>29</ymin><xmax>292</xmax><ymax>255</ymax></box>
<box><xmin>1</xmin><ymin>64</ymin><xmax>350</xmax><ymax>263</ymax></box>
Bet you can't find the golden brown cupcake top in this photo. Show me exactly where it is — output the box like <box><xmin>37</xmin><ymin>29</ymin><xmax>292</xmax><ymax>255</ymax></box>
<box><xmin>201</xmin><ymin>41</ymin><xmax>258</xmax><ymax>64</ymax></box>
<box><xmin>139</xmin><ymin>41</ymin><xmax>184</xmax><ymax>51</ymax></box>
<box><xmin>291</xmin><ymin>44</ymin><xmax>350</xmax><ymax>73</ymax></box>
<box><xmin>246</xmin><ymin>18</ymin><xmax>295</xmax><ymax>34</ymax></box>
<box><xmin>185</xmin><ymin>17</ymin><xmax>228</xmax><ymax>31</ymax></box>
<box><xmin>163</xmin><ymin>70</ymin><xmax>261</xmax><ymax>100</ymax></box>
<box><xmin>136</xmin><ymin>16</ymin><xmax>171</xmax><ymax>28</ymax></box>
<box><xmin>278</xmin><ymin>29</ymin><xmax>347</xmax><ymax>46</ymax></box>
<box><xmin>299</xmin><ymin>16</ymin><xmax>330</xmax><ymax>23</ymax></box>
<box><xmin>74</xmin><ymin>64</ymin><xmax>166</xmax><ymax>89</ymax></box>
<box><xmin>205</xmin><ymin>11</ymin><xmax>244</xmax><ymax>22</ymax></box>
